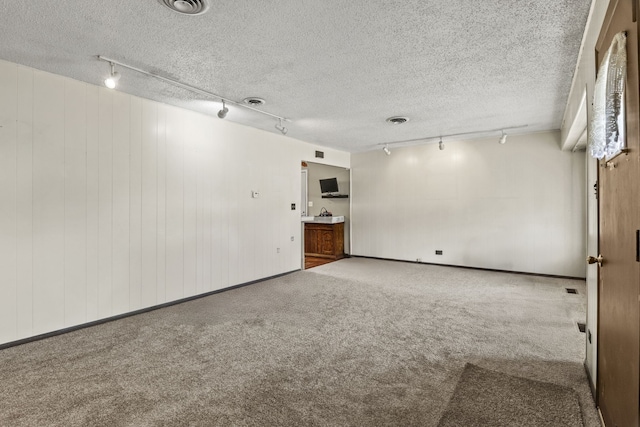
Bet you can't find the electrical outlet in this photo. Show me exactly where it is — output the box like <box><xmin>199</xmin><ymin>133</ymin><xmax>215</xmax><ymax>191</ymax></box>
<box><xmin>435</xmin><ymin>250</ymin><xmax>443</xmax><ymax>255</ymax></box>
<box><xmin>291</xmin><ymin>236</ymin><xmax>294</xmax><ymax>241</ymax></box>
<box><xmin>291</xmin><ymin>203</ymin><xmax>296</xmax><ymax>210</ymax></box>
<box><xmin>308</xmin><ymin>201</ymin><xmax>313</xmax><ymax>207</ymax></box>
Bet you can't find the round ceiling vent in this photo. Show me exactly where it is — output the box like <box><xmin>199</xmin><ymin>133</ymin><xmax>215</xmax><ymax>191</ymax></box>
<box><xmin>243</xmin><ymin>97</ymin><xmax>266</xmax><ymax>106</ymax></box>
<box><xmin>386</xmin><ymin>116</ymin><xmax>409</xmax><ymax>125</ymax></box>
<box><xmin>159</xmin><ymin>0</ymin><xmax>209</xmax><ymax>15</ymax></box>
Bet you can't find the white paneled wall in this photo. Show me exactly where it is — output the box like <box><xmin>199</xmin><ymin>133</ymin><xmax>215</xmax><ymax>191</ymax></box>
<box><xmin>351</xmin><ymin>132</ymin><xmax>586</xmax><ymax>277</ymax></box>
<box><xmin>0</xmin><ymin>60</ymin><xmax>349</xmax><ymax>345</ymax></box>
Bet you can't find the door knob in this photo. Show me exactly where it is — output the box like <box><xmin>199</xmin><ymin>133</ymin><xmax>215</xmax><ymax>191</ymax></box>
<box><xmin>586</xmin><ymin>254</ymin><xmax>604</xmax><ymax>267</ymax></box>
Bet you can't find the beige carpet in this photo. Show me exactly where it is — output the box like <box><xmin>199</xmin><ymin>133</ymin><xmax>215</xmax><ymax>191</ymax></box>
<box><xmin>0</xmin><ymin>258</ymin><xmax>598</xmax><ymax>426</ymax></box>
<box><xmin>438</xmin><ymin>363</ymin><xmax>584</xmax><ymax>426</ymax></box>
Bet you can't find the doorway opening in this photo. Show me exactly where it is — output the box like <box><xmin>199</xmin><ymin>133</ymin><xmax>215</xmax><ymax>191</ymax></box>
<box><xmin>301</xmin><ymin>161</ymin><xmax>351</xmax><ymax>269</ymax></box>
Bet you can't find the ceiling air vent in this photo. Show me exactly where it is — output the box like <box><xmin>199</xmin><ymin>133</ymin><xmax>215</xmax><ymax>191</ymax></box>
<box><xmin>386</xmin><ymin>116</ymin><xmax>409</xmax><ymax>125</ymax></box>
<box><xmin>243</xmin><ymin>97</ymin><xmax>266</xmax><ymax>106</ymax></box>
<box><xmin>159</xmin><ymin>0</ymin><xmax>209</xmax><ymax>15</ymax></box>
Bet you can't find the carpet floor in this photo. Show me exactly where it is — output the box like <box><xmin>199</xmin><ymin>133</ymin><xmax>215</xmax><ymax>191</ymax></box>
<box><xmin>0</xmin><ymin>258</ymin><xmax>599</xmax><ymax>426</ymax></box>
<box><xmin>437</xmin><ymin>364</ymin><xmax>584</xmax><ymax>427</ymax></box>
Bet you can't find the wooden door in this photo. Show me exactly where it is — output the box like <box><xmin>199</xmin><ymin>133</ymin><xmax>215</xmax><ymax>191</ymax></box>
<box><xmin>304</xmin><ymin>225</ymin><xmax>319</xmax><ymax>255</ymax></box>
<box><xmin>596</xmin><ymin>1</ymin><xmax>640</xmax><ymax>425</ymax></box>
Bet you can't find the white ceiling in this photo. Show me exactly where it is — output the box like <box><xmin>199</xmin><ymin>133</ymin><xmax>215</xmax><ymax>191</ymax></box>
<box><xmin>0</xmin><ymin>0</ymin><xmax>591</xmax><ymax>152</ymax></box>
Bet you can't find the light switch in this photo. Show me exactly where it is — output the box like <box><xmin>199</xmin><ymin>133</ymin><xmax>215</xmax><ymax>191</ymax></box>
<box><xmin>308</xmin><ymin>201</ymin><xmax>313</xmax><ymax>207</ymax></box>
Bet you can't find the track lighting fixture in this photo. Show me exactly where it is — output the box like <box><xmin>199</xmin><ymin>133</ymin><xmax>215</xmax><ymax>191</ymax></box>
<box><xmin>383</xmin><ymin>145</ymin><xmax>391</xmax><ymax>156</ymax></box>
<box><xmin>217</xmin><ymin>100</ymin><xmax>228</xmax><ymax>119</ymax></box>
<box><xmin>104</xmin><ymin>62</ymin><xmax>121</xmax><ymax>89</ymax></box>
<box><xmin>379</xmin><ymin>124</ymin><xmax>527</xmax><ymax>152</ymax></box>
<box><xmin>275</xmin><ymin>118</ymin><xmax>288</xmax><ymax>135</ymax></box>
<box><xmin>96</xmin><ymin>56</ymin><xmax>289</xmax><ymax>125</ymax></box>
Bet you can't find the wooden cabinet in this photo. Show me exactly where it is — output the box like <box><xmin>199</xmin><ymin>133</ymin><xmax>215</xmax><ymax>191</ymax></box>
<box><xmin>304</xmin><ymin>222</ymin><xmax>345</xmax><ymax>260</ymax></box>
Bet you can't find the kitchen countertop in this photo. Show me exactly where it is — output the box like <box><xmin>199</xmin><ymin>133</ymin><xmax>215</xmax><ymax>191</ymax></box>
<box><xmin>301</xmin><ymin>216</ymin><xmax>345</xmax><ymax>224</ymax></box>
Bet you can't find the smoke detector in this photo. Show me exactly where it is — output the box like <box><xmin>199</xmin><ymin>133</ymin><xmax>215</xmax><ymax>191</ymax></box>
<box><xmin>386</xmin><ymin>116</ymin><xmax>409</xmax><ymax>125</ymax></box>
<box><xmin>243</xmin><ymin>97</ymin><xmax>266</xmax><ymax>106</ymax></box>
<box><xmin>159</xmin><ymin>0</ymin><xmax>209</xmax><ymax>15</ymax></box>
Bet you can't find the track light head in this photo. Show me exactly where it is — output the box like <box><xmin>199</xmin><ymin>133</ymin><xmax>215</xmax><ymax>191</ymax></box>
<box><xmin>499</xmin><ymin>132</ymin><xmax>507</xmax><ymax>145</ymax></box>
<box><xmin>104</xmin><ymin>63</ymin><xmax>121</xmax><ymax>89</ymax></box>
<box><xmin>104</xmin><ymin>74</ymin><xmax>119</xmax><ymax>89</ymax></box>
<box><xmin>217</xmin><ymin>100</ymin><xmax>228</xmax><ymax>119</ymax></box>
<box><xmin>383</xmin><ymin>145</ymin><xmax>391</xmax><ymax>156</ymax></box>
<box><xmin>275</xmin><ymin>118</ymin><xmax>288</xmax><ymax>135</ymax></box>
<box><xmin>438</xmin><ymin>138</ymin><xmax>444</xmax><ymax>151</ymax></box>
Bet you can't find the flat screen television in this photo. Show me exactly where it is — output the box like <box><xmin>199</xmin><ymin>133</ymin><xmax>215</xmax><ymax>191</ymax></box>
<box><xmin>319</xmin><ymin>177</ymin><xmax>339</xmax><ymax>194</ymax></box>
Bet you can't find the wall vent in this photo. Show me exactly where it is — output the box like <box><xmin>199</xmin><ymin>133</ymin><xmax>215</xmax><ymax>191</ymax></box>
<box><xmin>159</xmin><ymin>0</ymin><xmax>209</xmax><ymax>15</ymax></box>
<box><xmin>386</xmin><ymin>116</ymin><xmax>409</xmax><ymax>125</ymax></box>
<box><xmin>243</xmin><ymin>97</ymin><xmax>265</xmax><ymax>106</ymax></box>
<box><xmin>315</xmin><ymin>151</ymin><xmax>324</xmax><ymax>159</ymax></box>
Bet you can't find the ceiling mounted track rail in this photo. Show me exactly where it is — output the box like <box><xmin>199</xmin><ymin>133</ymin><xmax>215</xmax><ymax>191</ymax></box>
<box><xmin>380</xmin><ymin>124</ymin><xmax>529</xmax><ymax>148</ymax></box>
<box><xmin>97</xmin><ymin>55</ymin><xmax>290</xmax><ymax>123</ymax></box>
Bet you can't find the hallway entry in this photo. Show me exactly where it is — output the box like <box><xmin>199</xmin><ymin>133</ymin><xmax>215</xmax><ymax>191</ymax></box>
<box><xmin>301</xmin><ymin>162</ymin><xmax>351</xmax><ymax>270</ymax></box>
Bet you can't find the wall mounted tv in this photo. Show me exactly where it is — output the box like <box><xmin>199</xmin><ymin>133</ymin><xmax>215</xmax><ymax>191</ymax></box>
<box><xmin>319</xmin><ymin>177</ymin><xmax>339</xmax><ymax>194</ymax></box>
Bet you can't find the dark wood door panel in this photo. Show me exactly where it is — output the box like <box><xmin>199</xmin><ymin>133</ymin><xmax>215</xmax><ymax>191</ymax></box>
<box><xmin>320</xmin><ymin>231</ymin><xmax>334</xmax><ymax>255</ymax></box>
<box><xmin>596</xmin><ymin>1</ymin><xmax>640</xmax><ymax>426</ymax></box>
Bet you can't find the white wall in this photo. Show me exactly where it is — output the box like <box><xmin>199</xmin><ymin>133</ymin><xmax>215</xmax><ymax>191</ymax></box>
<box><xmin>351</xmin><ymin>131</ymin><xmax>586</xmax><ymax>277</ymax></box>
<box><xmin>0</xmin><ymin>59</ymin><xmax>349</xmax><ymax>345</ymax></box>
<box><xmin>561</xmin><ymin>0</ymin><xmax>610</xmax><ymax>390</ymax></box>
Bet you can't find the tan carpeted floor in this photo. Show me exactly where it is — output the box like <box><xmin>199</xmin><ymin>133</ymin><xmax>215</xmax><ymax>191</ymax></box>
<box><xmin>438</xmin><ymin>363</ymin><xmax>584</xmax><ymax>426</ymax></box>
<box><xmin>0</xmin><ymin>258</ymin><xmax>599</xmax><ymax>426</ymax></box>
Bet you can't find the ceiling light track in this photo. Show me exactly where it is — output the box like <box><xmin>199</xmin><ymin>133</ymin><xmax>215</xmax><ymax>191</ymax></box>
<box><xmin>97</xmin><ymin>55</ymin><xmax>290</xmax><ymax>124</ymax></box>
<box><xmin>379</xmin><ymin>124</ymin><xmax>528</xmax><ymax>149</ymax></box>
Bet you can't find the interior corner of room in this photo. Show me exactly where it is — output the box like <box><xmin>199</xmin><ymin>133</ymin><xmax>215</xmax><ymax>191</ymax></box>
<box><xmin>0</xmin><ymin>48</ymin><xmax>592</xmax><ymax>355</ymax></box>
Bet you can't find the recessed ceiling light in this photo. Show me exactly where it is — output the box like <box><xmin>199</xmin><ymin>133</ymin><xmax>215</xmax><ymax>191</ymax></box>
<box><xmin>386</xmin><ymin>116</ymin><xmax>409</xmax><ymax>125</ymax></box>
<box><xmin>243</xmin><ymin>97</ymin><xmax>266</xmax><ymax>106</ymax></box>
<box><xmin>159</xmin><ymin>0</ymin><xmax>209</xmax><ymax>15</ymax></box>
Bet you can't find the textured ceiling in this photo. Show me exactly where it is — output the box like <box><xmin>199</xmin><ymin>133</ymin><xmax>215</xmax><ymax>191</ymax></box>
<box><xmin>0</xmin><ymin>1</ymin><xmax>591</xmax><ymax>152</ymax></box>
